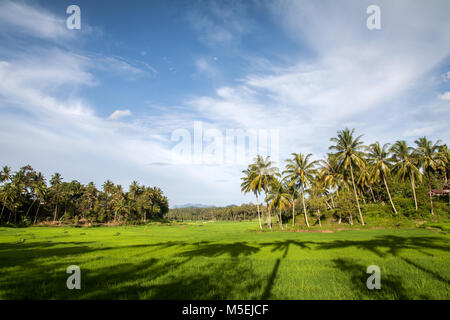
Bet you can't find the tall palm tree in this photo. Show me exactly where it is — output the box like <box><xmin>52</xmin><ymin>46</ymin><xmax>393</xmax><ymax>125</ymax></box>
<box><xmin>241</xmin><ymin>165</ymin><xmax>263</xmax><ymax>230</ymax></box>
<box><xmin>414</xmin><ymin>137</ymin><xmax>445</xmax><ymax>215</ymax></box>
<box><xmin>319</xmin><ymin>153</ymin><xmax>344</xmax><ymax>206</ymax></box>
<box><xmin>391</xmin><ymin>140</ymin><xmax>422</xmax><ymax>210</ymax></box>
<box><xmin>439</xmin><ymin>144</ymin><xmax>449</xmax><ymax>185</ymax></box>
<box><xmin>283</xmin><ymin>153</ymin><xmax>318</xmax><ymax>228</ymax></box>
<box><xmin>367</xmin><ymin>142</ymin><xmax>398</xmax><ymax>214</ymax></box>
<box><xmin>358</xmin><ymin>165</ymin><xmax>376</xmax><ymax>202</ymax></box>
<box><xmin>25</xmin><ymin>172</ymin><xmax>45</xmax><ymax>218</ymax></box>
<box><xmin>284</xmin><ymin>182</ymin><xmax>298</xmax><ymax>227</ymax></box>
<box><xmin>249</xmin><ymin>155</ymin><xmax>279</xmax><ymax>229</ymax></box>
<box><xmin>50</xmin><ymin>173</ymin><xmax>62</xmax><ymax>223</ymax></box>
<box><xmin>33</xmin><ymin>174</ymin><xmax>47</xmax><ymax>225</ymax></box>
<box><xmin>0</xmin><ymin>166</ymin><xmax>12</xmax><ymax>219</ymax></box>
<box><xmin>329</xmin><ymin>128</ymin><xmax>366</xmax><ymax>225</ymax></box>
<box><xmin>102</xmin><ymin>180</ymin><xmax>115</xmax><ymax>220</ymax></box>
<box><xmin>267</xmin><ymin>178</ymin><xmax>291</xmax><ymax>230</ymax></box>
<box><xmin>111</xmin><ymin>185</ymin><xmax>125</xmax><ymax>222</ymax></box>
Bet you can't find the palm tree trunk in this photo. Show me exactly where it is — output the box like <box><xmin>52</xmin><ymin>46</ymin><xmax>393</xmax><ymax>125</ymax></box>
<box><xmin>53</xmin><ymin>204</ymin><xmax>58</xmax><ymax>223</ymax></box>
<box><xmin>330</xmin><ymin>194</ymin><xmax>335</xmax><ymax>208</ymax></box>
<box><xmin>278</xmin><ymin>209</ymin><xmax>283</xmax><ymax>230</ymax></box>
<box><xmin>383</xmin><ymin>175</ymin><xmax>397</xmax><ymax>214</ymax></box>
<box><xmin>369</xmin><ymin>186</ymin><xmax>376</xmax><ymax>202</ymax></box>
<box><xmin>411</xmin><ymin>174</ymin><xmax>418</xmax><ymax>210</ymax></box>
<box><xmin>0</xmin><ymin>202</ymin><xmax>5</xmax><ymax>220</ymax></box>
<box><xmin>429</xmin><ymin>183</ymin><xmax>435</xmax><ymax>216</ymax></box>
<box><xmin>266</xmin><ymin>199</ymin><xmax>271</xmax><ymax>229</ymax></box>
<box><xmin>34</xmin><ymin>202</ymin><xmax>41</xmax><ymax>225</ymax></box>
<box><xmin>25</xmin><ymin>198</ymin><xmax>36</xmax><ymax>218</ymax></box>
<box><xmin>317</xmin><ymin>210</ymin><xmax>322</xmax><ymax>227</ymax></box>
<box><xmin>360</xmin><ymin>190</ymin><xmax>366</xmax><ymax>204</ymax></box>
<box><xmin>256</xmin><ymin>195</ymin><xmax>262</xmax><ymax>230</ymax></box>
<box><xmin>350</xmin><ymin>162</ymin><xmax>364</xmax><ymax>225</ymax></box>
<box><xmin>291</xmin><ymin>196</ymin><xmax>295</xmax><ymax>227</ymax></box>
<box><xmin>301</xmin><ymin>185</ymin><xmax>310</xmax><ymax>228</ymax></box>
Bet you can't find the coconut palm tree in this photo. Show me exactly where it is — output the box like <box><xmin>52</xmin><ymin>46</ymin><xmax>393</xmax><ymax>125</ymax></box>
<box><xmin>111</xmin><ymin>185</ymin><xmax>126</xmax><ymax>222</ymax></box>
<box><xmin>319</xmin><ymin>153</ymin><xmax>344</xmax><ymax>207</ymax></box>
<box><xmin>33</xmin><ymin>174</ymin><xmax>47</xmax><ymax>224</ymax></box>
<box><xmin>25</xmin><ymin>172</ymin><xmax>45</xmax><ymax>219</ymax></box>
<box><xmin>329</xmin><ymin>128</ymin><xmax>366</xmax><ymax>225</ymax></box>
<box><xmin>357</xmin><ymin>165</ymin><xmax>376</xmax><ymax>203</ymax></box>
<box><xmin>439</xmin><ymin>144</ymin><xmax>449</xmax><ymax>185</ymax></box>
<box><xmin>414</xmin><ymin>137</ymin><xmax>446</xmax><ymax>215</ymax></box>
<box><xmin>367</xmin><ymin>142</ymin><xmax>398</xmax><ymax>214</ymax></box>
<box><xmin>241</xmin><ymin>165</ymin><xmax>263</xmax><ymax>230</ymax></box>
<box><xmin>391</xmin><ymin>140</ymin><xmax>422</xmax><ymax>210</ymax></box>
<box><xmin>0</xmin><ymin>166</ymin><xmax>12</xmax><ymax>220</ymax></box>
<box><xmin>248</xmin><ymin>155</ymin><xmax>279</xmax><ymax>229</ymax></box>
<box><xmin>267</xmin><ymin>178</ymin><xmax>291</xmax><ymax>230</ymax></box>
<box><xmin>307</xmin><ymin>178</ymin><xmax>328</xmax><ymax>227</ymax></box>
<box><xmin>284</xmin><ymin>182</ymin><xmax>298</xmax><ymax>227</ymax></box>
<box><xmin>50</xmin><ymin>173</ymin><xmax>62</xmax><ymax>223</ymax></box>
<box><xmin>283</xmin><ymin>153</ymin><xmax>318</xmax><ymax>228</ymax></box>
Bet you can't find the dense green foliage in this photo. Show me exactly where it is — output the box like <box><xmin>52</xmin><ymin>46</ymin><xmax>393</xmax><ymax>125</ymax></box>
<box><xmin>0</xmin><ymin>221</ymin><xmax>448</xmax><ymax>299</ymax></box>
<box><xmin>167</xmin><ymin>204</ymin><xmax>260</xmax><ymax>221</ymax></box>
<box><xmin>0</xmin><ymin>166</ymin><xmax>169</xmax><ymax>226</ymax></box>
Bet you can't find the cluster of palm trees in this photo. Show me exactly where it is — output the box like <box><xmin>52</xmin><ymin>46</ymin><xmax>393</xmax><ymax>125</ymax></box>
<box><xmin>0</xmin><ymin>165</ymin><xmax>169</xmax><ymax>225</ymax></box>
<box><xmin>241</xmin><ymin>128</ymin><xmax>449</xmax><ymax>230</ymax></box>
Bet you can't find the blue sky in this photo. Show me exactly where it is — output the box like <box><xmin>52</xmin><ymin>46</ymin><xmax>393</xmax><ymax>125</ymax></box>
<box><xmin>0</xmin><ymin>0</ymin><xmax>449</xmax><ymax>206</ymax></box>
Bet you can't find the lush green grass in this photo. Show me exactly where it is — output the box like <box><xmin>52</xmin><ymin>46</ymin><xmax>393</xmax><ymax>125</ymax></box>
<box><xmin>0</xmin><ymin>221</ymin><xmax>449</xmax><ymax>299</ymax></box>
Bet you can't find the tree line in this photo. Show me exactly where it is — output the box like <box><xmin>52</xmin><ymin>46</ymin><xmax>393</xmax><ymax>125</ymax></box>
<box><xmin>241</xmin><ymin>128</ymin><xmax>449</xmax><ymax>230</ymax></box>
<box><xmin>167</xmin><ymin>204</ymin><xmax>261</xmax><ymax>221</ymax></box>
<box><xmin>0</xmin><ymin>166</ymin><xmax>169</xmax><ymax>225</ymax></box>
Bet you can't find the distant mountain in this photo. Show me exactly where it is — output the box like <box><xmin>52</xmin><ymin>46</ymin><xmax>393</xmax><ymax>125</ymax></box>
<box><xmin>171</xmin><ymin>203</ymin><xmax>217</xmax><ymax>209</ymax></box>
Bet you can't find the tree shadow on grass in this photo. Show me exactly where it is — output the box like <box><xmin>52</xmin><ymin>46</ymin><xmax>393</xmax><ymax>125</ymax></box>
<box><xmin>1</xmin><ymin>235</ymin><xmax>447</xmax><ymax>299</ymax></box>
<box><xmin>261</xmin><ymin>240</ymin><xmax>311</xmax><ymax>256</ymax></box>
<box><xmin>81</xmin><ymin>257</ymin><xmax>195</xmax><ymax>299</ymax></box>
<box><xmin>399</xmin><ymin>257</ymin><xmax>449</xmax><ymax>286</ymax></box>
<box><xmin>179</xmin><ymin>241</ymin><xmax>260</xmax><ymax>258</ymax></box>
<box><xmin>317</xmin><ymin>235</ymin><xmax>450</xmax><ymax>258</ymax></box>
<box><xmin>331</xmin><ymin>258</ymin><xmax>416</xmax><ymax>299</ymax></box>
<box><xmin>259</xmin><ymin>240</ymin><xmax>310</xmax><ymax>299</ymax></box>
<box><xmin>143</xmin><ymin>258</ymin><xmax>265</xmax><ymax>299</ymax></box>
<box><xmin>0</xmin><ymin>240</ymin><xmax>265</xmax><ymax>299</ymax></box>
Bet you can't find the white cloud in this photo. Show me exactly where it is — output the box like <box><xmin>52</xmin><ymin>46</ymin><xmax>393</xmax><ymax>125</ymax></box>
<box><xmin>438</xmin><ymin>91</ymin><xmax>450</xmax><ymax>101</ymax></box>
<box><xmin>0</xmin><ymin>0</ymin><xmax>72</xmax><ymax>41</ymax></box>
<box><xmin>109</xmin><ymin>109</ymin><xmax>132</xmax><ymax>120</ymax></box>
<box><xmin>195</xmin><ymin>57</ymin><xmax>220</xmax><ymax>79</ymax></box>
<box><xmin>187</xmin><ymin>0</ymin><xmax>252</xmax><ymax>48</ymax></box>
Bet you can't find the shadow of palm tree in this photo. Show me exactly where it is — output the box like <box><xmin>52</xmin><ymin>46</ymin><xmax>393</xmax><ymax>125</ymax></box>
<box><xmin>317</xmin><ymin>235</ymin><xmax>450</xmax><ymax>258</ymax></box>
<box><xmin>179</xmin><ymin>242</ymin><xmax>260</xmax><ymax>258</ymax></box>
<box><xmin>144</xmin><ymin>258</ymin><xmax>264</xmax><ymax>299</ymax></box>
<box><xmin>331</xmin><ymin>258</ymin><xmax>415</xmax><ymax>299</ymax></box>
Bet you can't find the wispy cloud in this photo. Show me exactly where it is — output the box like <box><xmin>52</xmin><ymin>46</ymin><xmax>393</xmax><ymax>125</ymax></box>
<box><xmin>438</xmin><ymin>92</ymin><xmax>450</xmax><ymax>101</ymax></box>
<box><xmin>109</xmin><ymin>109</ymin><xmax>132</xmax><ymax>120</ymax></box>
<box><xmin>0</xmin><ymin>0</ymin><xmax>72</xmax><ymax>41</ymax></box>
<box><xmin>187</xmin><ymin>0</ymin><xmax>253</xmax><ymax>48</ymax></box>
